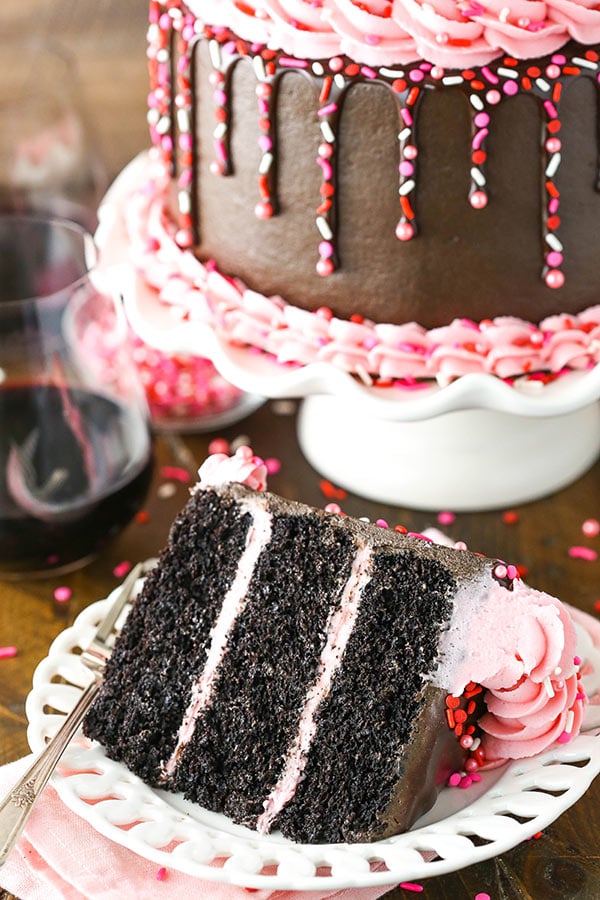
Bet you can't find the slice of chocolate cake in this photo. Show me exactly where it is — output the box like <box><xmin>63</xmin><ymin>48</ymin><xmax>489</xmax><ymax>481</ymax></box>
<box><xmin>84</xmin><ymin>448</ymin><xmax>585</xmax><ymax>844</ymax></box>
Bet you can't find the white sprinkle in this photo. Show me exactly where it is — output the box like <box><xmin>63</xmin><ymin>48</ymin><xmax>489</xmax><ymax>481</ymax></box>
<box><xmin>312</xmin><ymin>61</ymin><xmax>324</xmax><ymax>76</ymax></box>
<box><xmin>168</xmin><ymin>6</ymin><xmax>182</xmax><ymax>17</ymax></box>
<box><xmin>157</xmin><ymin>482</ymin><xmax>177</xmax><ymax>499</ymax></box>
<box><xmin>320</xmin><ymin>121</ymin><xmax>335</xmax><ymax>142</ymax></box>
<box><xmin>399</xmin><ymin>179</ymin><xmax>416</xmax><ymax>196</ymax></box>
<box><xmin>147</xmin><ymin>109</ymin><xmax>159</xmax><ymax>126</ymax></box>
<box><xmin>359</xmin><ymin>516</ymin><xmax>370</xmax><ymax>523</ymax></box>
<box><xmin>334</xmin><ymin>73</ymin><xmax>346</xmax><ymax>89</ymax></box>
<box><xmin>497</xmin><ymin>67</ymin><xmax>519</xmax><ymax>79</ymax></box>
<box><xmin>545</xmin><ymin>152</ymin><xmax>561</xmax><ymax>178</ymax></box>
<box><xmin>565</xmin><ymin>709</ymin><xmax>575</xmax><ymax>734</ymax></box>
<box><xmin>259</xmin><ymin>152</ymin><xmax>273</xmax><ymax>175</ymax></box>
<box><xmin>573</xmin><ymin>56</ymin><xmax>598</xmax><ymax>69</ymax></box>
<box><xmin>213</xmin><ymin>122</ymin><xmax>227</xmax><ymax>140</ymax></box>
<box><xmin>398</xmin><ymin>127</ymin><xmax>412</xmax><ymax>142</ymax></box>
<box><xmin>544</xmin><ymin>676</ymin><xmax>555</xmax><ymax>698</ymax></box>
<box><xmin>442</xmin><ymin>75</ymin><xmax>464</xmax><ymax>86</ymax></box>
<box><xmin>535</xmin><ymin>77</ymin><xmax>551</xmax><ymax>92</ymax></box>
<box><xmin>177</xmin><ymin>109</ymin><xmax>190</xmax><ymax>133</ymax></box>
<box><xmin>178</xmin><ymin>191</ymin><xmax>191</xmax><ymax>214</ymax></box>
<box><xmin>380</xmin><ymin>67</ymin><xmax>406</xmax><ymax>78</ymax></box>
<box><xmin>545</xmin><ymin>232</ymin><xmax>563</xmax><ymax>251</ymax></box>
<box><xmin>471</xmin><ymin>167</ymin><xmax>486</xmax><ymax>187</ymax></box>
<box><xmin>470</xmin><ymin>737</ymin><xmax>481</xmax><ymax>751</ymax></box>
<box><xmin>231</xmin><ymin>434</ymin><xmax>251</xmax><ymax>452</ymax></box>
<box><xmin>499</xmin><ymin>6</ymin><xmax>510</xmax><ymax>22</ymax></box>
<box><xmin>470</xmin><ymin>94</ymin><xmax>484</xmax><ymax>111</ymax></box>
<box><xmin>209</xmin><ymin>41</ymin><xmax>222</xmax><ymax>70</ymax></box>
<box><xmin>356</xmin><ymin>365</ymin><xmax>374</xmax><ymax>387</ymax></box>
<box><xmin>156</xmin><ymin>116</ymin><xmax>171</xmax><ymax>135</ymax></box>
<box><xmin>157</xmin><ymin>48</ymin><xmax>169</xmax><ymax>63</ymax></box>
<box><xmin>253</xmin><ymin>56</ymin><xmax>266</xmax><ymax>81</ymax></box>
<box><xmin>554</xmin><ymin>666</ymin><xmax>562</xmax><ymax>675</ymax></box>
<box><xmin>271</xmin><ymin>399</ymin><xmax>297</xmax><ymax>416</ymax></box>
<box><xmin>316</xmin><ymin>216</ymin><xmax>333</xmax><ymax>240</ymax></box>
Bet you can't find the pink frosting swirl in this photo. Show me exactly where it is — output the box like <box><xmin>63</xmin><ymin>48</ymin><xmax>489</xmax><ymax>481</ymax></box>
<box><xmin>188</xmin><ymin>0</ymin><xmax>600</xmax><ymax>68</ymax></box>
<box><xmin>437</xmin><ymin>577</ymin><xmax>586</xmax><ymax>762</ymax></box>
<box><xmin>198</xmin><ymin>446</ymin><xmax>268</xmax><ymax>490</ymax></box>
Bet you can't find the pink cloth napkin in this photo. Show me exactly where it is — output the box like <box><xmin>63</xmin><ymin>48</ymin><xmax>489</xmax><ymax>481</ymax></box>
<box><xmin>0</xmin><ymin>756</ymin><xmax>396</xmax><ymax>900</ymax></box>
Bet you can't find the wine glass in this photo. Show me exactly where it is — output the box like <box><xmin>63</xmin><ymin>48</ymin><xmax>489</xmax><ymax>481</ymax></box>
<box><xmin>0</xmin><ymin>41</ymin><xmax>108</xmax><ymax>231</ymax></box>
<box><xmin>0</xmin><ymin>212</ymin><xmax>154</xmax><ymax>577</ymax></box>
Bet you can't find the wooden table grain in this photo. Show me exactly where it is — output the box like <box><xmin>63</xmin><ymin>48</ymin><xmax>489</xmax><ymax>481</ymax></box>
<box><xmin>1</xmin><ymin>402</ymin><xmax>600</xmax><ymax>900</ymax></box>
<box><xmin>1</xmin><ymin>3</ymin><xmax>600</xmax><ymax>897</ymax></box>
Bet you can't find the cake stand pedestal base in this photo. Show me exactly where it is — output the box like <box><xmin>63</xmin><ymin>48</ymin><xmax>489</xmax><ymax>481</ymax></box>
<box><xmin>297</xmin><ymin>396</ymin><xmax>600</xmax><ymax>511</ymax></box>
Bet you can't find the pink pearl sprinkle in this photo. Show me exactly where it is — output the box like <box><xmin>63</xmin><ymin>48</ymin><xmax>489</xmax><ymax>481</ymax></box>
<box><xmin>113</xmin><ymin>561</ymin><xmax>132</xmax><ymax>579</ymax></box>
<box><xmin>324</xmin><ymin>503</ymin><xmax>342</xmax><ymax>514</ymax></box>
<box><xmin>437</xmin><ymin>510</ymin><xmax>455</xmax><ymax>526</ymax></box>
<box><xmin>404</xmin><ymin>144</ymin><xmax>418</xmax><ymax>160</ymax></box>
<box><xmin>486</xmin><ymin>89</ymin><xmax>502</xmax><ymax>105</ymax></box>
<box><xmin>0</xmin><ymin>646</ymin><xmax>18</xmax><ymax>660</ymax></box>
<box><xmin>53</xmin><ymin>586</ymin><xmax>72</xmax><ymax>603</ymax></box>
<box><xmin>545</xmin><ymin>268</ymin><xmax>565</xmax><ymax>289</ymax></box>
<box><xmin>582</xmin><ymin>518</ymin><xmax>600</xmax><ymax>537</ymax></box>
<box><xmin>395</xmin><ymin>221</ymin><xmax>415</xmax><ymax>242</ymax></box>
<box><xmin>569</xmin><ymin>546</ymin><xmax>597</xmax><ymax>561</ymax></box>
<box><xmin>208</xmin><ymin>438</ymin><xmax>230</xmax><ymax>455</ymax></box>
<box><xmin>470</xmin><ymin>190</ymin><xmax>488</xmax><ymax>210</ymax></box>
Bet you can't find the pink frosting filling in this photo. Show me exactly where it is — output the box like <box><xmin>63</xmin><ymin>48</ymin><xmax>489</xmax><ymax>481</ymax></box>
<box><xmin>113</xmin><ymin>154</ymin><xmax>600</xmax><ymax>386</ymax></box>
<box><xmin>186</xmin><ymin>0</ymin><xmax>600</xmax><ymax>68</ymax></box>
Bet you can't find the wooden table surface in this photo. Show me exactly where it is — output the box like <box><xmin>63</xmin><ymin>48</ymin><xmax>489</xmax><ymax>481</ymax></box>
<box><xmin>1</xmin><ymin>2</ymin><xmax>600</xmax><ymax>898</ymax></box>
<box><xmin>1</xmin><ymin>401</ymin><xmax>600</xmax><ymax>900</ymax></box>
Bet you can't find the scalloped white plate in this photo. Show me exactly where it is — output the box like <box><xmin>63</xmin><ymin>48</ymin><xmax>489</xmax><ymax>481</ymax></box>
<box><xmin>26</xmin><ymin>583</ymin><xmax>600</xmax><ymax>890</ymax></box>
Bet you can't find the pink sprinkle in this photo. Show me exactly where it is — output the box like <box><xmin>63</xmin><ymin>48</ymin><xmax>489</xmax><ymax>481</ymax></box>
<box><xmin>0</xmin><ymin>646</ymin><xmax>18</xmax><ymax>660</ymax></box>
<box><xmin>156</xmin><ymin>866</ymin><xmax>167</xmax><ymax>881</ymax></box>
<box><xmin>582</xmin><ymin>518</ymin><xmax>600</xmax><ymax>537</ymax></box>
<box><xmin>574</xmin><ymin>655</ymin><xmax>582</xmax><ymax>666</ymax></box>
<box><xmin>265</xmin><ymin>457</ymin><xmax>281</xmax><ymax>475</ymax></box>
<box><xmin>160</xmin><ymin>466</ymin><xmax>191</xmax><ymax>483</ymax></box>
<box><xmin>448</xmin><ymin>772</ymin><xmax>462</xmax><ymax>787</ymax></box>
<box><xmin>558</xmin><ymin>731</ymin><xmax>571</xmax><ymax>744</ymax></box>
<box><xmin>208</xmin><ymin>438</ymin><xmax>230</xmax><ymax>455</ymax></box>
<box><xmin>569</xmin><ymin>546</ymin><xmax>598</xmax><ymax>561</ymax></box>
<box><xmin>53</xmin><ymin>586</ymin><xmax>72</xmax><ymax>603</ymax></box>
<box><xmin>437</xmin><ymin>510</ymin><xmax>455</xmax><ymax>526</ymax></box>
<box><xmin>113</xmin><ymin>561</ymin><xmax>132</xmax><ymax>579</ymax></box>
<box><xmin>324</xmin><ymin>503</ymin><xmax>342</xmax><ymax>514</ymax></box>
<box><xmin>475</xmin><ymin>894</ymin><xmax>491</xmax><ymax>900</ymax></box>
<box><xmin>399</xmin><ymin>885</ymin><xmax>423</xmax><ymax>894</ymax></box>
<box><xmin>506</xmin><ymin>564</ymin><xmax>519</xmax><ymax>580</ymax></box>
<box><xmin>375</xmin><ymin>519</ymin><xmax>389</xmax><ymax>528</ymax></box>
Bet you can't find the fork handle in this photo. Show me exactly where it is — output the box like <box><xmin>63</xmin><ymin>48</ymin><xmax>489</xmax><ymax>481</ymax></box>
<box><xmin>0</xmin><ymin>678</ymin><xmax>100</xmax><ymax>867</ymax></box>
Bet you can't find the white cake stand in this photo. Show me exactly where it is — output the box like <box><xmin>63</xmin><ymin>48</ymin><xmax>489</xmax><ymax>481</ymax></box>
<box><xmin>115</xmin><ymin>267</ymin><xmax>600</xmax><ymax>510</ymax></box>
<box><xmin>96</xmin><ymin>162</ymin><xmax>600</xmax><ymax>511</ymax></box>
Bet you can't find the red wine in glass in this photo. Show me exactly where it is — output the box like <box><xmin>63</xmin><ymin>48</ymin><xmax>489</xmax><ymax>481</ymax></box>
<box><xmin>0</xmin><ymin>383</ymin><xmax>153</xmax><ymax>575</ymax></box>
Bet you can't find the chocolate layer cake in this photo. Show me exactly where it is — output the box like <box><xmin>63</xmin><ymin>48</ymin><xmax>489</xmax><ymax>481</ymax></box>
<box><xmin>84</xmin><ymin>448</ymin><xmax>585</xmax><ymax>843</ymax></box>
<box><xmin>101</xmin><ymin>0</ymin><xmax>600</xmax><ymax>384</ymax></box>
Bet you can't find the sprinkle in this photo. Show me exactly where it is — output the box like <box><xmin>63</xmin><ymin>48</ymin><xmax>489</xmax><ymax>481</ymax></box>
<box><xmin>0</xmin><ymin>646</ymin><xmax>18</xmax><ymax>660</ymax></box>
<box><xmin>475</xmin><ymin>894</ymin><xmax>491</xmax><ymax>900</ymax></box>
<box><xmin>568</xmin><ymin>546</ymin><xmax>597</xmax><ymax>561</ymax></box>
<box><xmin>448</xmin><ymin>772</ymin><xmax>462</xmax><ymax>786</ymax></box>
<box><xmin>324</xmin><ymin>503</ymin><xmax>342</xmax><ymax>514</ymax></box>
<box><xmin>265</xmin><ymin>457</ymin><xmax>281</xmax><ymax>475</ymax></box>
<box><xmin>319</xmin><ymin>479</ymin><xmax>347</xmax><ymax>501</ymax></box>
<box><xmin>113</xmin><ymin>561</ymin><xmax>132</xmax><ymax>579</ymax></box>
<box><xmin>160</xmin><ymin>465</ymin><xmax>191</xmax><ymax>483</ymax></box>
<box><xmin>157</xmin><ymin>482</ymin><xmax>177</xmax><ymax>499</ymax></box>
<box><xmin>135</xmin><ymin>510</ymin><xmax>150</xmax><ymax>524</ymax></box>
<box><xmin>208</xmin><ymin>438</ymin><xmax>231</xmax><ymax>455</ymax></box>
<box><xmin>53</xmin><ymin>586</ymin><xmax>72</xmax><ymax>603</ymax></box>
<box><xmin>544</xmin><ymin>676</ymin><xmax>555</xmax><ymax>698</ymax></box>
<box><xmin>502</xmin><ymin>509</ymin><xmax>519</xmax><ymax>524</ymax></box>
<box><xmin>437</xmin><ymin>510</ymin><xmax>456</xmax><ymax>525</ymax></box>
<box><xmin>156</xmin><ymin>866</ymin><xmax>167</xmax><ymax>881</ymax></box>
<box><xmin>582</xmin><ymin>518</ymin><xmax>600</xmax><ymax>537</ymax></box>
<box><xmin>399</xmin><ymin>884</ymin><xmax>423</xmax><ymax>893</ymax></box>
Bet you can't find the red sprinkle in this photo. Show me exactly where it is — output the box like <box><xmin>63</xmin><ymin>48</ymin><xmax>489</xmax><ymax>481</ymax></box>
<box><xmin>156</xmin><ymin>866</ymin><xmax>167</xmax><ymax>881</ymax></box>
<box><xmin>113</xmin><ymin>561</ymin><xmax>132</xmax><ymax>579</ymax></box>
<box><xmin>0</xmin><ymin>646</ymin><xmax>18</xmax><ymax>660</ymax></box>
<box><xmin>160</xmin><ymin>466</ymin><xmax>191</xmax><ymax>483</ymax></box>
<box><xmin>319</xmin><ymin>479</ymin><xmax>347</xmax><ymax>501</ymax></box>
<box><xmin>135</xmin><ymin>510</ymin><xmax>150</xmax><ymax>524</ymax></box>
<box><xmin>502</xmin><ymin>509</ymin><xmax>519</xmax><ymax>525</ymax></box>
<box><xmin>594</xmin><ymin>600</ymin><xmax>600</xmax><ymax>614</ymax></box>
<box><xmin>53</xmin><ymin>586</ymin><xmax>72</xmax><ymax>603</ymax></box>
<box><xmin>569</xmin><ymin>546</ymin><xmax>598</xmax><ymax>561</ymax></box>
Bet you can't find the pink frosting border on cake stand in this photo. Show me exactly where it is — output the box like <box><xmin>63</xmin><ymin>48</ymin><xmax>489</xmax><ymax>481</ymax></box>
<box><xmin>105</xmin><ymin>152</ymin><xmax>600</xmax><ymax>389</ymax></box>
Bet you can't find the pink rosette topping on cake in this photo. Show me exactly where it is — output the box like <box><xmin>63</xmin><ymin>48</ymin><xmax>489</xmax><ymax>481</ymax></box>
<box><xmin>437</xmin><ymin>577</ymin><xmax>586</xmax><ymax>762</ymax></box>
<box><xmin>187</xmin><ymin>0</ymin><xmax>600</xmax><ymax>68</ymax></box>
<box><xmin>198</xmin><ymin>446</ymin><xmax>268</xmax><ymax>490</ymax></box>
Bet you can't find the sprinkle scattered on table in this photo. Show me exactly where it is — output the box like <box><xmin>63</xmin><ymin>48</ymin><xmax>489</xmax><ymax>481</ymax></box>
<box><xmin>502</xmin><ymin>509</ymin><xmax>520</xmax><ymax>525</ymax></box>
<box><xmin>582</xmin><ymin>518</ymin><xmax>600</xmax><ymax>537</ymax></box>
<box><xmin>0</xmin><ymin>646</ymin><xmax>18</xmax><ymax>660</ymax></box>
<box><xmin>437</xmin><ymin>510</ymin><xmax>456</xmax><ymax>525</ymax></box>
<box><xmin>53</xmin><ymin>586</ymin><xmax>72</xmax><ymax>603</ymax></box>
<box><xmin>160</xmin><ymin>465</ymin><xmax>191</xmax><ymax>483</ymax></box>
<box><xmin>113</xmin><ymin>560</ymin><xmax>132</xmax><ymax>579</ymax></box>
<box><xmin>568</xmin><ymin>546</ymin><xmax>598</xmax><ymax>562</ymax></box>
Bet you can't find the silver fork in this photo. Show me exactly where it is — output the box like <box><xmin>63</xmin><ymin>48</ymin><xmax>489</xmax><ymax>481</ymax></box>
<box><xmin>0</xmin><ymin>560</ymin><xmax>151</xmax><ymax>867</ymax></box>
